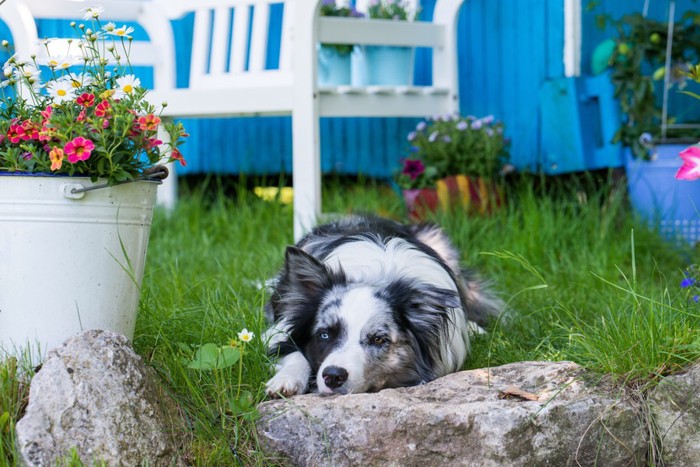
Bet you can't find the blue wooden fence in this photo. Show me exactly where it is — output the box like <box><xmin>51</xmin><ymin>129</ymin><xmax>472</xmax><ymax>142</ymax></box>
<box><xmin>1</xmin><ymin>0</ymin><xmax>697</xmax><ymax>177</ymax></box>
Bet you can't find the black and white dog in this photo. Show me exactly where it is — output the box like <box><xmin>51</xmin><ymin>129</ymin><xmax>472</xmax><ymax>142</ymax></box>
<box><xmin>264</xmin><ymin>215</ymin><xmax>502</xmax><ymax>397</ymax></box>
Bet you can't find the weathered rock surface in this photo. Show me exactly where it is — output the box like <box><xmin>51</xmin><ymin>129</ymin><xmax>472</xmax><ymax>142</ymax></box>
<box><xmin>16</xmin><ymin>330</ymin><xmax>184</xmax><ymax>466</ymax></box>
<box><xmin>256</xmin><ymin>361</ymin><xmax>648</xmax><ymax>466</ymax></box>
<box><xmin>648</xmin><ymin>364</ymin><xmax>700</xmax><ymax>466</ymax></box>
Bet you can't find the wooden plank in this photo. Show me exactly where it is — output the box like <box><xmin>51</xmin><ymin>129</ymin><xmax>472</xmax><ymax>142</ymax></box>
<box><xmin>318</xmin><ymin>17</ymin><xmax>444</xmax><ymax>48</ymax></box>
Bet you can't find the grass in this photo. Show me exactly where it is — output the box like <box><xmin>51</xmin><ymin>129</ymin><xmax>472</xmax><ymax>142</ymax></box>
<box><xmin>1</xmin><ymin>174</ymin><xmax>699</xmax><ymax>465</ymax></box>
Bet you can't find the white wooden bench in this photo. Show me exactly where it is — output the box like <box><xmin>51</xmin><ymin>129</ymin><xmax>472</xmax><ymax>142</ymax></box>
<box><xmin>0</xmin><ymin>0</ymin><xmax>465</xmax><ymax>240</ymax></box>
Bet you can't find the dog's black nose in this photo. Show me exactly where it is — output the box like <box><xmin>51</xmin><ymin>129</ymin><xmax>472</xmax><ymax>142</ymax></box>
<box><xmin>322</xmin><ymin>366</ymin><xmax>348</xmax><ymax>389</ymax></box>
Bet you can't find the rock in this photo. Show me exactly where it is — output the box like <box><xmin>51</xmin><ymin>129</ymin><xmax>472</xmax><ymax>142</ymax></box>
<box><xmin>16</xmin><ymin>330</ymin><xmax>185</xmax><ymax>466</ymax></box>
<box><xmin>648</xmin><ymin>364</ymin><xmax>700</xmax><ymax>466</ymax></box>
<box><xmin>256</xmin><ymin>361</ymin><xmax>647</xmax><ymax>466</ymax></box>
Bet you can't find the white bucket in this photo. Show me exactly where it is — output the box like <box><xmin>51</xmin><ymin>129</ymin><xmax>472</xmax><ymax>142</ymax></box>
<box><xmin>0</xmin><ymin>175</ymin><xmax>158</xmax><ymax>357</ymax></box>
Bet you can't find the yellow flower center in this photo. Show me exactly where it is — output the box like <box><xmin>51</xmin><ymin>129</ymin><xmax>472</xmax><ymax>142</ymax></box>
<box><xmin>57</xmin><ymin>89</ymin><xmax>66</xmax><ymax>97</ymax></box>
<box><xmin>123</xmin><ymin>84</ymin><xmax>133</xmax><ymax>93</ymax></box>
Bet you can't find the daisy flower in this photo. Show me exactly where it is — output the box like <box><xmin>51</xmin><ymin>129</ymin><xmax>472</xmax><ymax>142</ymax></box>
<box><xmin>113</xmin><ymin>75</ymin><xmax>140</xmax><ymax>99</ymax></box>
<box><xmin>46</xmin><ymin>80</ymin><xmax>77</xmax><ymax>104</ymax></box>
<box><xmin>83</xmin><ymin>6</ymin><xmax>104</xmax><ymax>20</ymax></box>
<box><xmin>108</xmin><ymin>25</ymin><xmax>135</xmax><ymax>39</ymax></box>
<box><xmin>60</xmin><ymin>73</ymin><xmax>93</xmax><ymax>89</ymax></box>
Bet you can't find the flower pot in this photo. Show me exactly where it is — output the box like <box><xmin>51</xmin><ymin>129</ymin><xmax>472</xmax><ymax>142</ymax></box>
<box><xmin>402</xmin><ymin>188</ymin><xmax>439</xmax><ymax>221</ymax></box>
<box><xmin>352</xmin><ymin>46</ymin><xmax>414</xmax><ymax>86</ymax></box>
<box><xmin>318</xmin><ymin>45</ymin><xmax>352</xmax><ymax>86</ymax></box>
<box><xmin>0</xmin><ymin>174</ymin><xmax>158</xmax><ymax>356</ymax></box>
<box><xmin>624</xmin><ymin>146</ymin><xmax>700</xmax><ymax>245</ymax></box>
<box><xmin>436</xmin><ymin>175</ymin><xmax>505</xmax><ymax>215</ymax></box>
<box><xmin>402</xmin><ymin>176</ymin><xmax>505</xmax><ymax>221</ymax></box>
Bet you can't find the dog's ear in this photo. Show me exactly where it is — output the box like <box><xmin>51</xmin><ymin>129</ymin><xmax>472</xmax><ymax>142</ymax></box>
<box><xmin>284</xmin><ymin>247</ymin><xmax>345</xmax><ymax>295</ymax></box>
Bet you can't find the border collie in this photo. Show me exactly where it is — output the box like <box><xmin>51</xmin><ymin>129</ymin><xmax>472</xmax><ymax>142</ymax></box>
<box><xmin>264</xmin><ymin>215</ymin><xmax>502</xmax><ymax>397</ymax></box>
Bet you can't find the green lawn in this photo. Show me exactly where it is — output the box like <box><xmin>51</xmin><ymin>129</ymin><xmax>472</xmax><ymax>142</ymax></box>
<box><xmin>2</xmin><ymin>175</ymin><xmax>699</xmax><ymax>465</ymax></box>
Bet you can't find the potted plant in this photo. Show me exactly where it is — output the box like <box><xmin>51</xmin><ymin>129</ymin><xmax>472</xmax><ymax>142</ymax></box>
<box><xmin>0</xmin><ymin>7</ymin><xmax>188</xmax><ymax>356</ymax></box>
<box><xmin>396</xmin><ymin>113</ymin><xmax>510</xmax><ymax>220</ymax></box>
<box><xmin>352</xmin><ymin>0</ymin><xmax>420</xmax><ymax>86</ymax></box>
<box><xmin>318</xmin><ymin>0</ymin><xmax>364</xmax><ymax>86</ymax></box>
<box><xmin>601</xmin><ymin>7</ymin><xmax>700</xmax><ymax>244</ymax></box>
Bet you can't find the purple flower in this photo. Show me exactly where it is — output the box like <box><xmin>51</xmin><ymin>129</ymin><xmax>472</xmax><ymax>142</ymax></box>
<box><xmin>21</xmin><ymin>151</ymin><xmax>32</xmax><ymax>161</ymax></box>
<box><xmin>416</xmin><ymin>121</ymin><xmax>427</xmax><ymax>131</ymax></box>
<box><xmin>471</xmin><ymin>120</ymin><xmax>483</xmax><ymax>130</ymax></box>
<box><xmin>694</xmin><ymin>295</ymin><xmax>700</xmax><ymax>303</ymax></box>
<box><xmin>681</xmin><ymin>277</ymin><xmax>696</xmax><ymax>288</ymax></box>
<box><xmin>428</xmin><ymin>131</ymin><xmax>439</xmax><ymax>142</ymax></box>
<box><xmin>322</xmin><ymin>0</ymin><xmax>335</xmax><ymax>5</ymax></box>
<box><xmin>407</xmin><ymin>131</ymin><xmax>416</xmax><ymax>142</ymax></box>
<box><xmin>402</xmin><ymin>159</ymin><xmax>425</xmax><ymax>180</ymax></box>
<box><xmin>442</xmin><ymin>135</ymin><xmax>451</xmax><ymax>143</ymax></box>
<box><xmin>456</xmin><ymin>121</ymin><xmax>468</xmax><ymax>131</ymax></box>
<box><xmin>409</xmin><ymin>145</ymin><xmax>420</xmax><ymax>153</ymax></box>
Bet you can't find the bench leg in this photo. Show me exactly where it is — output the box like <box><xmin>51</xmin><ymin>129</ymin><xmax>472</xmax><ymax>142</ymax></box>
<box><xmin>156</xmin><ymin>124</ymin><xmax>177</xmax><ymax>210</ymax></box>
<box><xmin>292</xmin><ymin>109</ymin><xmax>321</xmax><ymax>242</ymax></box>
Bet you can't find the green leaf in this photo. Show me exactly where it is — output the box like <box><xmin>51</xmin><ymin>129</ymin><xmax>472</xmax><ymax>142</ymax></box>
<box><xmin>187</xmin><ymin>343</ymin><xmax>220</xmax><ymax>370</ymax></box>
<box><xmin>217</xmin><ymin>346</ymin><xmax>241</xmax><ymax>369</ymax></box>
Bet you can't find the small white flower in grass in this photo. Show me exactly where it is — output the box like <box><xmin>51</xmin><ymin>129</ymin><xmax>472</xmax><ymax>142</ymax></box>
<box><xmin>46</xmin><ymin>80</ymin><xmax>77</xmax><ymax>104</ymax></box>
<box><xmin>238</xmin><ymin>328</ymin><xmax>254</xmax><ymax>343</ymax></box>
<box><xmin>113</xmin><ymin>74</ymin><xmax>140</xmax><ymax>99</ymax></box>
<box><xmin>3</xmin><ymin>66</ymin><xmax>13</xmax><ymax>78</ymax></box>
<box><xmin>83</xmin><ymin>6</ymin><xmax>104</xmax><ymax>20</ymax></box>
<box><xmin>108</xmin><ymin>25</ymin><xmax>135</xmax><ymax>39</ymax></box>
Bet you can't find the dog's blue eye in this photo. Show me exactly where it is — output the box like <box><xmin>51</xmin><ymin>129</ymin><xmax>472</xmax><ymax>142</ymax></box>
<box><xmin>319</xmin><ymin>332</ymin><xmax>330</xmax><ymax>340</ymax></box>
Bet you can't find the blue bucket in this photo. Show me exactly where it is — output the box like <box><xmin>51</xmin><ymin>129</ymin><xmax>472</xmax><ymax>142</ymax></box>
<box><xmin>625</xmin><ymin>145</ymin><xmax>700</xmax><ymax>245</ymax></box>
<box><xmin>318</xmin><ymin>45</ymin><xmax>351</xmax><ymax>86</ymax></box>
<box><xmin>352</xmin><ymin>46</ymin><xmax>414</xmax><ymax>86</ymax></box>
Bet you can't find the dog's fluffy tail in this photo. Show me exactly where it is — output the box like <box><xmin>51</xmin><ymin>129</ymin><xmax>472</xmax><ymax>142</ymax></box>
<box><xmin>460</xmin><ymin>270</ymin><xmax>505</xmax><ymax>327</ymax></box>
<box><xmin>410</xmin><ymin>222</ymin><xmax>504</xmax><ymax>327</ymax></box>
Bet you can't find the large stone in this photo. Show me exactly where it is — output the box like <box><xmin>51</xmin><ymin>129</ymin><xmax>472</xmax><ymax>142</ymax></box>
<box><xmin>16</xmin><ymin>330</ymin><xmax>184</xmax><ymax>466</ymax></box>
<box><xmin>648</xmin><ymin>364</ymin><xmax>700</xmax><ymax>466</ymax></box>
<box><xmin>256</xmin><ymin>361</ymin><xmax>647</xmax><ymax>466</ymax></box>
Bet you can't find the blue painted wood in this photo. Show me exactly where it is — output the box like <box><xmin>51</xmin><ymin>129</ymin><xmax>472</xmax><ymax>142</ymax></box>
<box><xmin>8</xmin><ymin>1</ymin><xmax>695</xmax><ymax>177</ymax></box>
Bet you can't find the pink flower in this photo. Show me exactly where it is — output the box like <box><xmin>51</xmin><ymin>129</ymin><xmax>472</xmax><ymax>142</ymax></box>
<box><xmin>6</xmin><ymin>124</ymin><xmax>25</xmax><ymax>143</ymax></box>
<box><xmin>64</xmin><ymin>136</ymin><xmax>95</xmax><ymax>163</ymax></box>
<box><xmin>675</xmin><ymin>145</ymin><xmax>700</xmax><ymax>181</ymax></box>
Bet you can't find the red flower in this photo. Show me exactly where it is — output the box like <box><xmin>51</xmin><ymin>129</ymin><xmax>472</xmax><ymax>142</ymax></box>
<box><xmin>64</xmin><ymin>137</ymin><xmax>95</xmax><ymax>163</ymax></box>
<box><xmin>94</xmin><ymin>100</ymin><xmax>111</xmax><ymax>118</ymax></box>
<box><xmin>170</xmin><ymin>148</ymin><xmax>186</xmax><ymax>167</ymax></box>
<box><xmin>20</xmin><ymin>120</ymin><xmax>38</xmax><ymax>140</ymax></box>
<box><xmin>76</xmin><ymin>110</ymin><xmax>86</xmax><ymax>122</ymax></box>
<box><xmin>402</xmin><ymin>158</ymin><xmax>425</xmax><ymax>180</ymax></box>
<box><xmin>76</xmin><ymin>93</ymin><xmax>95</xmax><ymax>107</ymax></box>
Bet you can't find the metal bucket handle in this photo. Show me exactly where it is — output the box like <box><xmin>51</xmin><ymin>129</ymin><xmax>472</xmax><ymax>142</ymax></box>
<box><xmin>61</xmin><ymin>165</ymin><xmax>169</xmax><ymax>200</ymax></box>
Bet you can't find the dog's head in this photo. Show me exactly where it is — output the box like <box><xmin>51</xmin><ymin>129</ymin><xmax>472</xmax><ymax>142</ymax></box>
<box><xmin>281</xmin><ymin>246</ymin><xmax>463</xmax><ymax>395</ymax></box>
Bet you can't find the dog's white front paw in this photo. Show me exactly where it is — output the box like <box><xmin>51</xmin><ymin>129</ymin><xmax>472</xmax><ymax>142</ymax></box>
<box><xmin>265</xmin><ymin>373</ymin><xmax>307</xmax><ymax>398</ymax></box>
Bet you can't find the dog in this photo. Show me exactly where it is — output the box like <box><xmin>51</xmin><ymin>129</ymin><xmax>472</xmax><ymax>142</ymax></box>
<box><xmin>263</xmin><ymin>215</ymin><xmax>502</xmax><ymax>397</ymax></box>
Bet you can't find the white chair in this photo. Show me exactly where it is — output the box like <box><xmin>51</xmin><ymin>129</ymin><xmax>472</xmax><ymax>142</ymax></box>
<box><xmin>0</xmin><ymin>0</ymin><xmax>465</xmax><ymax>240</ymax></box>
